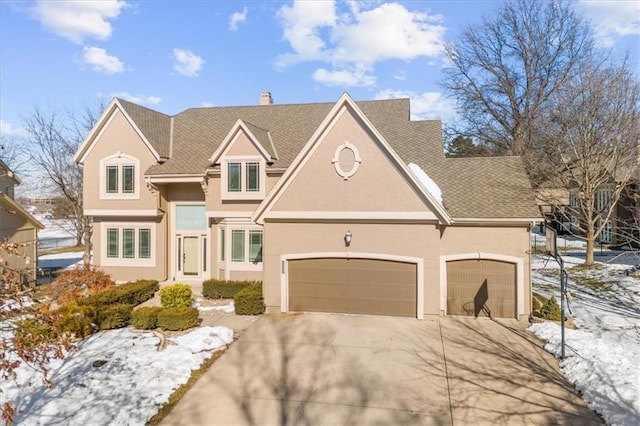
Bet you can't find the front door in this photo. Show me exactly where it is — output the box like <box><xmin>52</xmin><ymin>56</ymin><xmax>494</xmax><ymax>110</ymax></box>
<box><xmin>183</xmin><ymin>236</ymin><xmax>199</xmax><ymax>275</ymax></box>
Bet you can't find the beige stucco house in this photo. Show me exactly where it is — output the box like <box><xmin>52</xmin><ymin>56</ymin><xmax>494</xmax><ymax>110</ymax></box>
<box><xmin>1</xmin><ymin>160</ymin><xmax>44</xmax><ymax>287</ymax></box>
<box><xmin>74</xmin><ymin>93</ymin><xmax>540</xmax><ymax>320</ymax></box>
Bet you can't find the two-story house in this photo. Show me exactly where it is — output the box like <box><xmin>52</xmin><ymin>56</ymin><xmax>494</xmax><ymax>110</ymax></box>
<box><xmin>74</xmin><ymin>93</ymin><xmax>540</xmax><ymax>320</ymax></box>
<box><xmin>0</xmin><ymin>160</ymin><xmax>44</xmax><ymax>288</ymax></box>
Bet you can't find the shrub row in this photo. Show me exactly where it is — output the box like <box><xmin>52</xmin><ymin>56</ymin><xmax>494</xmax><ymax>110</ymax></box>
<box><xmin>234</xmin><ymin>283</ymin><xmax>265</xmax><ymax>315</ymax></box>
<box><xmin>131</xmin><ymin>306</ymin><xmax>199</xmax><ymax>331</ymax></box>
<box><xmin>202</xmin><ymin>279</ymin><xmax>260</xmax><ymax>299</ymax></box>
<box><xmin>79</xmin><ymin>279</ymin><xmax>159</xmax><ymax>307</ymax></box>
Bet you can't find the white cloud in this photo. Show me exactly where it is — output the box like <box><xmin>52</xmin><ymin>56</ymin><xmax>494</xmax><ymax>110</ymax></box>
<box><xmin>275</xmin><ymin>0</ymin><xmax>337</xmax><ymax>68</ymax></box>
<box><xmin>375</xmin><ymin>89</ymin><xmax>457</xmax><ymax>122</ymax></box>
<box><xmin>578</xmin><ymin>0</ymin><xmax>640</xmax><ymax>47</ymax></box>
<box><xmin>0</xmin><ymin>120</ymin><xmax>27</xmax><ymax>137</ymax></box>
<box><xmin>82</xmin><ymin>47</ymin><xmax>124</xmax><ymax>74</ymax></box>
<box><xmin>30</xmin><ymin>0</ymin><xmax>127</xmax><ymax>43</ymax></box>
<box><xmin>312</xmin><ymin>68</ymin><xmax>376</xmax><ymax>87</ymax></box>
<box><xmin>229</xmin><ymin>6</ymin><xmax>248</xmax><ymax>31</ymax></box>
<box><xmin>172</xmin><ymin>49</ymin><xmax>204</xmax><ymax>77</ymax></box>
<box><xmin>109</xmin><ymin>93</ymin><xmax>161</xmax><ymax>105</ymax></box>
<box><xmin>275</xmin><ymin>1</ymin><xmax>446</xmax><ymax>87</ymax></box>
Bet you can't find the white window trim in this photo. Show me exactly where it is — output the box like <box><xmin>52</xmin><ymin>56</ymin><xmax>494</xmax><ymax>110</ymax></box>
<box><xmin>100</xmin><ymin>222</ymin><xmax>156</xmax><ymax>267</ymax></box>
<box><xmin>220</xmin><ymin>156</ymin><xmax>266</xmax><ymax>201</ymax></box>
<box><xmin>170</xmin><ymin>201</ymin><xmax>210</xmax><ymax>280</ymax></box>
<box><xmin>99</xmin><ymin>153</ymin><xmax>140</xmax><ymax>200</ymax></box>
<box><xmin>218</xmin><ymin>220</ymin><xmax>263</xmax><ymax>279</ymax></box>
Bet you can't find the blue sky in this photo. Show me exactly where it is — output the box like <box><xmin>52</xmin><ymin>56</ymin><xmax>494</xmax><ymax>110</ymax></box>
<box><xmin>1</xmin><ymin>0</ymin><xmax>638</xmax><ymax>138</ymax></box>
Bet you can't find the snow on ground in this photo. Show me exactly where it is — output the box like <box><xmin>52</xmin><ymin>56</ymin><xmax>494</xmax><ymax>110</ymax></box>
<box><xmin>36</xmin><ymin>215</ymin><xmax>76</xmax><ymax>249</ymax></box>
<box><xmin>529</xmin><ymin>252</ymin><xmax>640</xmax><ymax>425</ymax></box>
<box><xmin>194</xmin><ymin>298</ymin><xmax>235</xmax><ymax>313</ymax></box>
<box><xmin>1</xmin><ymin>326</ymin><xmax>234</xmax><ymax>425</ymax></box>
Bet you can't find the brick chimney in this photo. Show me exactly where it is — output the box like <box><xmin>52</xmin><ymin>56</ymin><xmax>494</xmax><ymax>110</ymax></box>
<box><xmin>260</xmin><ymin>91</ymin><xmax>273</xmax><ymax>105</ymax></box>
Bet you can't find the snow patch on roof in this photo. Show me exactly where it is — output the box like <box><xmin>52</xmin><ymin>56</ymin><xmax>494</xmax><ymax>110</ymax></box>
<box><xmin>408</xmin><ymin>163</ymin><xmax>442</xmax><ymax>204</ymax></box>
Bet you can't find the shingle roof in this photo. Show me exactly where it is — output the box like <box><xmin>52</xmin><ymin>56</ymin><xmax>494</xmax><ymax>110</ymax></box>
<box><xmin>428</xmin><ymin>156</ymin><xmax>540</xmax><ymax>219</ymax></box>
<box><xmin>117</xmin><ymin>99</ymin><xmax>172</xmax><ymax>159</ymax></box>
<box><xmin>120</xmin><ymin>97</ymin><xmax>538</xmax><ymax>219</ymax></box>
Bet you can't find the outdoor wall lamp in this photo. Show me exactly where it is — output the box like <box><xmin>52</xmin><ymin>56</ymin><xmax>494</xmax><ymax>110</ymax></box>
<box><xmin>344</xmin><ymin>230</ymin><xmax>352</xmax><ymax>247</ymax></box>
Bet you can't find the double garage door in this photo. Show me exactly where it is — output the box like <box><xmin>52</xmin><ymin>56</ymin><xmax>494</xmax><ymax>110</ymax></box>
<box><xmin>288</xmin><ymin>258</ymin><xmax>417</xmax><ymax>317</ymax></box>
<box><xmin>287</xmin><ymin>257</ymin><xmax>517</xmax><ymax>319</ymax></box>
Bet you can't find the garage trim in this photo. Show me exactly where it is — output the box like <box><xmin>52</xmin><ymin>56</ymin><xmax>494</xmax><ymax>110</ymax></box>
<box><xmin>281</xmin><ymin>252</ymin><xmax>424</xmax><ymax>319</ymax></box>
<box><xmin>439</xmin><ymin>253</ymin><xmax>524</xmax><ymax>317</ymax></box>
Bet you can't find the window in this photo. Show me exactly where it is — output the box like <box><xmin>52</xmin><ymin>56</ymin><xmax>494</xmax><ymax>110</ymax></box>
<box><xmin>228</xmin><ymin>163</ymin><xmax>241</xmax><ymax>192</ymax></box>
<box><xmin>246</xmin><ymin>162</ymin><xmax>259</xmax><ymax>191</ymax></box>
<box><xmin>221</xmin><ymin>158</ymin><xmax>265</xmax><ymax>200</ymax></box>
<box><xmin>249</xmin><ymin>230</ymin><xmax>262</xmax><ymax>262</ymax></box>
<box><xmin>232</xmin><ymin>230</ymin><xmax>245</xmax><ymax>262</ymax></box>
<box><xmin>596</xmin><ymin>189</ymin><xmax>612</xmax><ymax>212</ymax></box>
<box><xmin>103</xmin><ymin>224</ymin><xmax>154</xmax><ymax>266</ymax></box>
<box><xmin>220</xmin><ymin>229</ymin><xmax>225</xmax><ymax>261</ymax></box>
<box><xmin>100</xmin><ymin>154</ymin><xmax>139</xmax><ymax>199</ymax></box>
<box><xmin>220</xmin><ymin>227</ymin><xmax>263</xmax><ymax>265</ymax></box>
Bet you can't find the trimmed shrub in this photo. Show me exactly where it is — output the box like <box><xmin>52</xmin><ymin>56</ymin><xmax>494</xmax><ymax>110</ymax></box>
<box><xmin>96</xmin><ymin>303</ymin><xmax>134</xmax><ymax>330</ymax></box>
<box><xmin>157</xmin><ymin>306</ymin><xmax>199</xmax><ymax>331</ymax></box>
<box><xmin>159</xmin><ymin>284</ymin><xmax>193</xmax><ymax>308</ymax></box>
<box><xmin>80</xmin><ymin>279</ymin><xmax>159</xmax><ymax>307</ymax></box>
<box><xmin>55</xmin><ymin>302</ymin><xmax>96</xmax><ymax>338</ymax></box>
<box><xmin>202</xmin><ymin>279</ymin><xmax>258</xmax><ymax>299</ymax></box>
<box><xmin>131</xmin><ymin>306</ymin><xmax>163</xmax><ymax>330</ymax></box>
<box><xmin>540</xmin><ymin>297</ymin><xmax>561</xmax><ymax>321</ymax></box>
<box><xmin>234</xmin><ymin>283</ymin><xmax>265</xmax><ymax>315</ymax></box>
<box><xmin>47</xmin><ymin>268</ymin><xmax>115</xmax><ymax>305</ymax></box>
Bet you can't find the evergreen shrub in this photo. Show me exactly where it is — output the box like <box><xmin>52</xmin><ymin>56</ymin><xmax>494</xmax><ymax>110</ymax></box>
<box><xmin>159</xmin><ymin>284</ymin><xmax>193</xmax><ymax>308</ymax></box>
<box><xmin>96</xmin><ymin>303</ymin><xmax>133</xmax><ymax>330</ymax></box>
<box><xmin>131</xmin><ymin>306</ymin><xmax>163</xmax><ymax>330</ymax></box>
<box><xmin>157</xmin><ymin>306</ymin><xmax>199</xmax><ymax>331</ymax></box>
<box><xmin>234</xmin><ymin>283</ymin><xmax>265</xmax><ymax>315</ymax></box>
<box><xmin>540</xmin><ymin>297</ymin><xmax>561</xmax><ymax>321</ymax></box>
<box><xmin>202</xmin><ymin>279</ymin><xmax>258</xmax><ymax>299</ymax></box>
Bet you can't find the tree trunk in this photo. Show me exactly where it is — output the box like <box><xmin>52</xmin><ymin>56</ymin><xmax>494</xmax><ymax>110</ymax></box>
<box><xmin>585</xmin><ymin>227</ymin><xmax>595</xmax><ymax>266</ymax></box>
<box><xmin>82</xmin><ymin>216</ymin><xmax>92</xmax><ymax>270</ymax></box>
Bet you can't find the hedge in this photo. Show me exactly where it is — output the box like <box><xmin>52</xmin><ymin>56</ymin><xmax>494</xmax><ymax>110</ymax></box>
<box><xmin>159</xmin><ymin>283</ymin><xmax>193</xmax><ymax>308</ymax></box>
<box><xmin>234</xmin><ymin>283</ymin><xmax>265</xmax><ymax>315</ymax></box>
<box><xmin>96</xmin><ymin>303</ymin><xmax>134</xmax><ymax>330</ymax></box>
<box><xmin>157</xmin><ymin>307</ymin><xmax>199</xmax><ymax>331</ymax></box>
<box><xmin>79</xmin><ymin>279</ymin><xmax>159</xmax><ymax>307</ymax></box>
<box><xmin>131</xmin><ymin>306</ymin><xmax>163</xmax><ymax>330</ymax></box>
<box><xmin>202</xmin><ymin>279</ymin><xmax>259</xmax><ymax>299</ymax></box>
<box><xmin>55</xmin><ymin>302</ymin><xmax>97</xmax><ymax>338</ymax></box>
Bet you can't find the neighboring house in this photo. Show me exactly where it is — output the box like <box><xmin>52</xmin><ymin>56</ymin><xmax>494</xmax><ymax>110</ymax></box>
<box><xmin>0</xmin><ymin>160</ymin><xmax>44</xmax><ymax>287</ymax></box>
<box><xmin>74</xmin><ymin>93</ymin><xmax>540</xmax><ymax>320</ymax></box>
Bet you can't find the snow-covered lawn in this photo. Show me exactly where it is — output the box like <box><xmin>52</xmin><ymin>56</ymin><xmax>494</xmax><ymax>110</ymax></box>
<box><xmin>1</xmin><ymin>325</ymin><xmax>233</xmax><ymax>425</ymax></box>
<box><xmin>529</xmin><ymin>252</ymin><xmax>640</xmax><ymax>425</ymax></box>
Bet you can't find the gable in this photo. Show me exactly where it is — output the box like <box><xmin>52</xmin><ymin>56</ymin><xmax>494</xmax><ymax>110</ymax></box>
<box><xmin>74</xmin><ymin>99</ymin><xmax>162</xmax><ymax>164</ymax></box>
<box><xmin>254</xmin><ymin>95</ymin><xmax>451</xmax><ymax>223</ymax></box>
<box><xmin>208</xmin><ymin>120</ymin><xmax>273</xmax><ymax>165</ymax></box>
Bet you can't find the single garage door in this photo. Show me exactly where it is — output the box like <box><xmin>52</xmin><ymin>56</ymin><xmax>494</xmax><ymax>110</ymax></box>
<box><xmin>288</xmin><ymin>258</ymin><xmax>417</xmax><ymax>317</ymax></box>
<box><xmin>447</xmin><ymin>259</ymin><xmax>516</xmax><ymax>318</ymax></box>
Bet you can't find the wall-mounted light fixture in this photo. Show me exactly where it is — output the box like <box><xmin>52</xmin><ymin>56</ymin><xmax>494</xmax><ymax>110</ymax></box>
<box><xmin>344</xmin><ymin>230</ymin><xmax>352</xmax><ymax>247</ymax></box>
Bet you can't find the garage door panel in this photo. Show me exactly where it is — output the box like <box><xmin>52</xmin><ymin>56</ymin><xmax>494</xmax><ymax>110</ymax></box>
<box><xmin>447</xmin><ymin>259</ymin><xmax>516</xmax><ymax>318</ymax></box>
<box><xmin>288</xmin><ymin>258</ymin><xmax>417</xmax><ymax>317</ymax></box>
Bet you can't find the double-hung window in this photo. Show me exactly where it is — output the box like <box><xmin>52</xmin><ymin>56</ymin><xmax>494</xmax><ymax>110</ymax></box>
<box><xmin>100</xmin><ymin>154</ymin><xmax>139</xmax><ymax>199</ymax></box>
<box><xmin>103</xmin><ymin>223</ymin><xmax>154</xmax><ymax>266</ymax></box>
<box><xmin>221</xmin><ymin>157</ymin><xmax>265</xmax><ymax>200</ymax></box>
<box><xmin>219</xmin><ymin>227</ymin><xmax>263</xmax><ymax>265</ymax></box>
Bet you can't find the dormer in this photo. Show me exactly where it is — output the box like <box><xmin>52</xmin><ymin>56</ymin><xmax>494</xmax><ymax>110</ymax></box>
<box><xmin>208</xmin><ymin>120</ymin><xmax>278</xmax><ymax>201</ymax></box>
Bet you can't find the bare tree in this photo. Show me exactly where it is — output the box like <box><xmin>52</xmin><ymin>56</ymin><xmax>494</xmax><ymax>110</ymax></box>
<box><xmin>22</xmin><ymin>101</ymin><xmax>104</xmax><ymax>268</ymax></box>
<box><xmin>538</xmin><ymin>61</ymin><xmax>640</xmax><ymax>265</ymax></box>
<box><xmin>442</xmin><ymin>0</ymin><xmax>593</xmax><ymax>159</ymax></box>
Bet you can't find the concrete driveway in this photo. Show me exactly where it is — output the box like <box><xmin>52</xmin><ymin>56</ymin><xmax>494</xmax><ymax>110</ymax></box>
<box><xmin>162</xmin><ymin>314</ymin><xmax>601</xmax><ymax>425</ymax></box>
